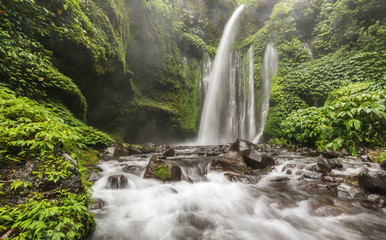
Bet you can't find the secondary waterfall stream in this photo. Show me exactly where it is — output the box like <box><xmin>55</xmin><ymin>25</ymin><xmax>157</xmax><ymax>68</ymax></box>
<box><xmin>253</xmin><ymin>42</ymin><xmax>278</xmax><ymax>143</ymax></box>
<box><xmin>89</xmin><ymin>146</ymin><xmax>386</xmax><ymax>240</ymax></box>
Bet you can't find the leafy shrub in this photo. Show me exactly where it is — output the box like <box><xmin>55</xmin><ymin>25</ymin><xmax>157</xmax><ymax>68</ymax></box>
<box><xmin>281</xmin><ymin>82</ymin><xmax>386</xmax><ymax>155</ymax></box>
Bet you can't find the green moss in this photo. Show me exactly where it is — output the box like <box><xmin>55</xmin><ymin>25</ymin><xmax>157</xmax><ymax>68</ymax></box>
<box><xmin>154</xmin><ymin>165</ymin><xmax>171</xmax><ymax>181</ymax></box>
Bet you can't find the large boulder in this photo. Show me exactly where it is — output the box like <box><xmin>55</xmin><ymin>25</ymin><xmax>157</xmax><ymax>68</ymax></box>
<box><xmin>112</xmin><ymin>142</ymin><xmax>129</xmax><ymax>157</ymax></box>
<box><xmin>210</xmin><ymin>151</ymin><xmax>250</xmax><ymax>174</ymax></box>
<box><xmin>106</xmin><ymin>174</ymin><xmax>128</xmax><ymax>189</ymax></box>
<box><xmin>381</xmin><ymin>161</ymin><xmax>386</xmax><ymax>171</ymax></box>
<box><xmin>316</xmin><ymin>157</ymin><xmax>331</xmax><ymax>173</ymax></box>
<box><xmin>144</xmin><ymin>156</ymin><xmax>181</xmax><ymax>181</ymax></box>
<box><xmin>142</xmin><ymin>142</ymin><xmax>156</xmax><ymax>153</ymax></box>
<box><xmin>358</xmin><ymin>170</ymin><xmax>386</xmax><ymax>195</ymax></box>
<box><xmin>322</xmin><ymin>150</ymin><xmax>340</xmax><ymax>159</ymax></box>
<box><xmin>163</xmin><ymin>148</ymin><xmax>176</xmax><ymax>157</ymax></box>
<box><xmin>230</xmin><ymin>139</ymin><xmax>256</xmax><ymax>152</ymax></box>
<box><xmin>241</xmin><ymin>150</ymin><xmax>275</xmax><ymax>169</ymax></box>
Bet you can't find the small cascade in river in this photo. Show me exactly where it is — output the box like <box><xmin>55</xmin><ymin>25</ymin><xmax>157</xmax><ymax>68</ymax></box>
<box><xmin>197</xmin><ymin>5</ymin><xmax>245</xmax><ymax>145</ymax></box>
<box><xmin>253</xmin><ymin>42</ymin><xmax>278</xmax><ymax>143</ymax></box>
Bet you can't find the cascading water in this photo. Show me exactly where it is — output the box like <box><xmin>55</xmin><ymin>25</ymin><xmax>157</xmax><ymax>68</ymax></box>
<box><xmin>253</xmin><ymin>42</ymin><xmax>278</xmax><ymax>144</ymax></box>
<box><xmin>90</xmin><ymin>147</ymin><xmax>386</xmax><ymax>239</ymax></box>
<box><xmin>246</xmin><ymin>46</ymin><xmax>256</xmax><ymax>140</ymax></box>
<box><xmin>197</xmin><ymin>5</ymin><xmax>245</xmax><ymax>145</ymax></box>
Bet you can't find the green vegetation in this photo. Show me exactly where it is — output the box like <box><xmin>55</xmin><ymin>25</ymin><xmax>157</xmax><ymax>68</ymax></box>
<box><xmin>154</xmin><ymin>165</ymin><xmax>172</xmax><ymax>181</ymax></box>
<box><xmin>0</xmin><ymin>87</ymin><xmax>112</xmax><ymax>238</ymax></box>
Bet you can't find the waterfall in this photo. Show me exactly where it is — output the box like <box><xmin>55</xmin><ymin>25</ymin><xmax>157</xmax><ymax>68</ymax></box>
<box><xmin>197</xmin><ymin>5</ymin><xmax>245</xmax><ymax>145</ymax></box>
<box><xmin>253</xmin><ymin>42</ymin><xmax>278</xmax><ymax>144</ymax></box>
<box><xmin>246</xmin><ymin>46</ymin><xmax>256</xmax><ymax>140</ymax></box>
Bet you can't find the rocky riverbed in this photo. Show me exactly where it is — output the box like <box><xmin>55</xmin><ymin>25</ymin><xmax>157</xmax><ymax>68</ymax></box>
<box><xmin>88</xmin><ymin>140</ymin><xmax>386</xmax><ymax>239</ymax></box>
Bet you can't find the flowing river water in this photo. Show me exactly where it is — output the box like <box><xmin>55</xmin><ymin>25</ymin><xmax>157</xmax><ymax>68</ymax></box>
<box><xmin>89</xmin><ymin>146</ymin><xmax>386</xmax><ymax>240</ymax></box>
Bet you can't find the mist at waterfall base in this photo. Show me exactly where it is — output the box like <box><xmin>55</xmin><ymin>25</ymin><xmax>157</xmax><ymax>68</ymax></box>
<box><xmin>89</xmin><ymin>149</ymin><xmax>386</xmax><ymax>240</ymax></box>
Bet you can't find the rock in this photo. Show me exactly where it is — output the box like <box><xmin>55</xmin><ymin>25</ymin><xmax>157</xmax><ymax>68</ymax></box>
<box><xmin>210</xmin><ymin>151</ymin><xmax>250</xmax><ymax>174</ymax></box>
<box><xmin>171</xmin><ymin>166</ymin><xmax>182</xmax><ymax>181</ymax></box>
<box><xmin>224</xmin><ymin>173</ymin><xmax>259</xmax><ymax>184</ymax></box>
<box><xmin>106</xmin><ymin>174</ymin><xmax>128</xmax><ymax>189</ymax></box>
<box><xmin>207</xmin><ymin>151</ymin><xmax>221</xmax><ymax>156</ymax></box>
<box><xmin>242</xmin><ymin>150</ymin><xmax>275</xmax><ymax>169</ymax></box>
<box><xmin>155</xmin><ymin>144</ymin><xmax>169</xmax><ymax>153</ymax></box>
<box><xmin>316</xmin><ymin>157</ymin><xmax>331</xmax><ymax>173</ymax></box>
<box><xmin>270</xmin><ymin>176</ymin><xmax>290</xmax><ymax>182</ymax></box>
<box><xmin>321</xmin><ymin>176</ymin><xmax>344</xmax><ymax>183</ymax></box>
<box><xmin>163</xmin><ymin>148</ymin><xmax>176</xmax><ymax>157</ymax></box>
<box><xmin>122</xmin><ymin>165</ymin><xmax>137</xmax><ymax>173</ymax></box>
<box><xmin>142</xmin><ymin>142</ymin><xmax>155</xmax><ymax>153</ymax></box>
<box><xmin>100</xmin><ymin>146</ymin><xmax>115</xmax><ymax>159</ymax></box>
<box><xmin>144</xmin><ymin>156</ymin><xmax>181</xmax><ymax>181</ymax></box>
<box><xmin>230</xmin><ymin>139</ymin><xmax>256</xmax><ymax>152</ymax></box>
<box><xmin>88</xmin><ymin>171</ymin><xmax>103</xmax><ymax>183</ymax></box>
<box><xmin>341</xmin><ymin>148</ymin><xmax>349</xmax><ymax>156</ymax></box>
<box><xmin>367</xmin><ymin>151</ymin><xmax>380</xmax><ymax>162</ymax></box>
<box><xmin>222</xmin><ymin>144</ymin><xmax>231</xmax><ymax>153</ymax></box>
<box><xmin>282</xmin><ymin>164</ymin><xmax>296</xmax><ymax>173</ymax></box>
<box><xmin>127</xmin><ymin>144</ymin><xmax>143</xmax><ymax>154</ymax></box>
<box><xmin>337</xmin><ymin>182</ymin><xmax>365</xmax><ymax>198</ymax></box>
<box><xmin>322</xmin><ymin>150</ymin><xmax>340</xmax><ymax>159</ymax></box>
<box><xmin>329</xmin><ymin>159</ymin><xmax>343</xmax><ymax>169</ymax></box>
<box><xmin>360</xmin><ymin>155</ymin><xmax>369</xmax><ymax>162</ymax></box>
<box><xmin>381</xmin><ymin>161</ymin><xmax>386</xmax><ymax>171</ymax></box>
<box><xmin>112</xmin><ymin>142</ymin><xmax>129</xmax><ymax>157</ymax></box>
<box><xmin>303</xmin><ymin>171</ymin><xmax>323</xmax><ymax>179</ymax></box>
<box><xmin>90</xmin><ymin>198</ymin><xmax>107</xmax><ymax>210</ymax></box>
<box><xmin>301</xmin><ymin>149</ymin><xmax>321</xmax><ymax>157</ymax></box>
<box><xmin>358</xmin><ymin>170</ymin><xmax>386</xmax><ymax>195</ymax></box>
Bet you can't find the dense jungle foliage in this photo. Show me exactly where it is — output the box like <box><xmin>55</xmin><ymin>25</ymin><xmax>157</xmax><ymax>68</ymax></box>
<box><xmin>0</xmin><ymin>0</ymin><xmax>385</xmax><ymax>239</ymax></box>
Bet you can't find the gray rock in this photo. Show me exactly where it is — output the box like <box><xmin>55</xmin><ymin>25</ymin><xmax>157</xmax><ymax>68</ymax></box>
<box><xmin>230</xmin><ymin>139</ymin><xmax>256</xmax><ymax>152</ymax></box>
<box><xmin>337</xmin><ymin>182</ymin><xmax>365</xmax><ymax>198</ymax></box>
<box><xmin>142</xmin><ymin>142</ymin><xmax>155</xmax><ymax>153</ymax></box>
<box><xmin>90</xmin><ymin>198</ymin><xmax>107</xmax><ymax>210</ymax></box>
<box><xmin>211</xmin><ymin>151</ymin><xmax>250</xmax><ymax>174</ymax></box>
<box><xmin>322</xmin><ymin>150</ymin><xmax>340</xmax><ymax>159</ymax></box>
<box><xmin>358</xmin><ymin>170</ymin><xmax>386</xmax><ymax>195</ymax></box>
<box><xmin>106</xmin><ymin>174</ymin><xmax>128</xmax><ymax>189</ymax></box>
<box><xmin>242</xmin><ymin>150</ymin><xmax>275</xmax><ymax>169</ymax></box>
<box><xmin>316</xmin><ymin>157</ymin><xmax>331</xmax><ymax>173</ymax></box>
<box><xmin>381</xmin><ymin>161</ymin><xmax>386</xmax><ymax>171</ymax></box>
<box><xmin>163</xmin><ymin>148</ymin><xmax>176</xmax><ymax>157</ymax></box>
<box><xmin>303</xmin><ymin>171</ymin><xmax>323</xmax><ymax>179</ymax></box>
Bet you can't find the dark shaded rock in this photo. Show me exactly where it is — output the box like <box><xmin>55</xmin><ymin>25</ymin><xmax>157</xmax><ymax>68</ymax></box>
<box><xmin>224</xmin><ymin>173</ymin><xmax>259</xmax><ymax>184</ymax></box>
<box><xmin>144</xmin><ymin>156</ymin><xmax>182</xmax><ymax>181</ymax></box>
<box><xmin>88</xmin><ymin>171</ymin><xmax>103</xmax><ymax>183</ymax></box>
<box><xmin>127</xmin><ymin>144</ymin><xmax>143</xmax><ymax>154</ymax></box>
<box><xmin>337</xmin><ymin>182</ymin><xmax>365</xmax><ymax>198</ymax></box>
<box><xmin>112</xmin><ymin>142</ymin><xmax>128</xmax><ymax>157</ymax></box>
<box><xmin>100</xmin><ymin>146</ymin><xmax>115</xmax><ymax>159</ymax></box>
<box><xmin>361</xmin><ymin>194</ymin><xmax>386</xmax><ymax>209</ymax></box>
<box><xmin>171</xmin><ymin>166</ymin><xmax>182</xmax><ymax>181</ymax></box>
<box><xmin>316</xmin><ymin>157</ymin><xmax>331</xmax><ymax>173</ymax></box>
<box><xmin>155</xmin><ymin>144</ymin><xmax>170</xmax><ymax>153</ymax></box>
<box><xmin>301</xmin><ymin>149</ymin><xmax>321</xmax><ymax>157</ymax></box>
<box><xmin>303</xmin><ymin>171</ymin><xmax>323</xmax><ymax>179</ymax></box>
<box><xmin>381</xmin><ymin>161</ymin><xmax>386</xmax><ymax>171</ymax></box>
<box><xmin>282</xmin><ymin>164</ymin><xmax>296</xmax><ymax>173</ymax></box>
<box><xmin>230</xmin><ymin>139</ymin><xmax>256</xmax><ymax>152</ymax></box>
<box><xmin>242</xmin><ymin>150</ymin><xmax>275</xmax><ymax>169</ymax></box>
<box><xmin>330</xmin><ymin>159</ymin><xmax>343</xmax><ymax>169</ymax></box>
<box><xmin>222</xmin><ymin>144</ymin><xmax>231</xmax><ymax>153</ymax></box>
<box><xmin>270</xmin><ymin>176</ymin><xmax>290</xmax><ymax>182</ymax></box>
<box><xmin>90</xmin><ymin>198</ymin><xmax>107</xmax><ymax>210</ymax></box>
<box><xmin>142</xmin><ymin>142</ymin><xmax>155</xmax><ymax>153</ymax></box>
<box><xmin>207</xmin><ymin>151</ymin><xmax>221</xmax><ymax>156</ymax></box>
<box><xmin>358</xmin><ymin>170</ymin><xmax>386</xmax><ymax>195</ymax></box>
<box><xmin>106</xmin><ymin>174</ymin><xmax>128</xmax><ymax>189</ymax></box>
<box><xmin>321</xmin><ymin>176</ymin><xmax>344</xmax><ymax>183</ymax></box>
<box><xmin>163</xmin><ymin>148</ymin><xmax>176</xmax><ymax>157</ymax></box>
<box><xmin>360</xmin><ymin>155</ymin><xmax>369</xmax><ymax>162</ymax></box>
<box><xmin>122</xmin><ymin>165</ymin><xmax>137</xmax><ymax>173</ymax></box>
<box><xmin>322</xmin><ymin>150</ymin><xmax>340</xmax><ymax>159</ymax></box>
<box><xmin>211</xmin><ymin>151</ymin><xmax>250</xmax><ymax>174</ymax></box>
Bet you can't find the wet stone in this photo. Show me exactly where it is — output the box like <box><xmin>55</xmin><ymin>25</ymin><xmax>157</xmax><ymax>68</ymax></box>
<box><xmin>163</xmin><ymin>148</ymin><xmax>176</xmax><ymax>157</ymax></box>
<box><xmin>270</xmin><ymin>176</ymin><xmax>290</xmax><ymax>182</ymax></box>
<box><xmin>316</xmin><ymin>157</ymin><xmax>331</xmax><ymax>173</ymax></box>
<box><xmin>90</xmin><ymin>198</ymin><xmax>107</xmax><ymax>210</ymax></box>
<box><xmin>142</xmin><ymin>142</ymin><xmax>155</xmax><ymax>153</ymax></box>
<box><xmin>242</xmin><ymin>150</ymin><xmax>275</xmax><ymax>169</ymax></box>
<box><xmin>337</xmin><ymin>182</ymin><xmax>365</xmax><ymax>198</ymax></box>
<box><xmin>322</xmin><ymin>150</ymin><xmax>340</xmax><ymax>159</ymax></box>
<box><xmin>303</xmin><ymin>171</ymin><xmax>323</xmax><ymax>179</ymax></box>
<box><xmin>358</xmin><ymin>170</ymin><xmax>386</xmax><ymax>195</ymax></box>
<box><xmin>106</xmin><ymin>174</ymin><xmax>128</xmax><ymax>189</ymax></box>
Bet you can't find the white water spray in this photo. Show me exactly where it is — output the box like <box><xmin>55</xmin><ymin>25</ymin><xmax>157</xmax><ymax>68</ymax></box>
<box><xmin>197</xmin><ymin>5</ymin><xmax>245</xmax><ymax>145</ymax></box>
<box><xmin>253</xmin><ymin>42</ymin><xmax>278</xmax><ymax>143</ymax></box>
